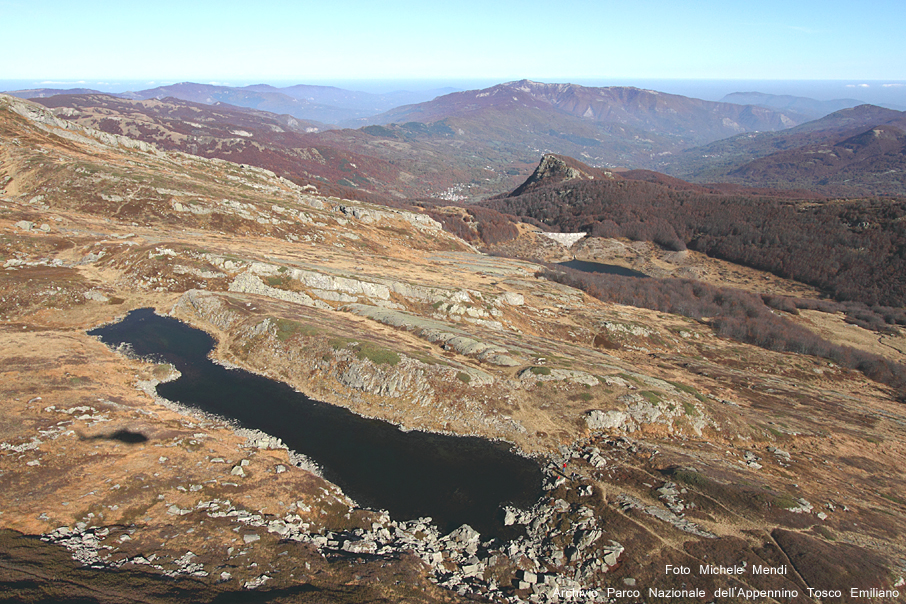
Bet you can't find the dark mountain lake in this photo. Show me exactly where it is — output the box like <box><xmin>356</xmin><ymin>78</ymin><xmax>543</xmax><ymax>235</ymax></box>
<box><xmin>89</xmin><ymin>308</ymin><xmax>543</xmax><ymax>539</ymax></box>
<box><xmin>558</xmin><ymin>259</ymin><xmax>649</xmax><ymax>278</ymax></box>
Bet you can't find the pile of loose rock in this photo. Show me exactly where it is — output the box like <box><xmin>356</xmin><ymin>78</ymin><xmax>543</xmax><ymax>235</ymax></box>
<box><xmin>42</xmin><ymin>445</ymin><xmax>639</xmax><ymax>602</ymax></box>
<box><xmin>198</xmin><ymin>462</ymin><xmax>624</xmax><ymax>602</ymax></box>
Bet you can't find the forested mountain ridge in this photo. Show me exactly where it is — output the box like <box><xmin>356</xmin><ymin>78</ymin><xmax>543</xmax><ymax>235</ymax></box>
<box><xmin>483</xmin><ymin>155</ymin><xmax>906</xmax><ymax>307</ymax></box>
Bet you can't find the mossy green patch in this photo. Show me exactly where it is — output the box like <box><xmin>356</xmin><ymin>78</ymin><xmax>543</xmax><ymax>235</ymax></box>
<box><xmin>619</xmin><ymin>372</ymin><xmax>643</xmax><ymax>385</ymax></box>
<box><xmin>774</xmin><ymin>495</ymin><xmax>800</xmax><ymax>510</ymax></box>
<box><xmin>669</xmin><ymin>380</ymin><xmax>708</xmax><ymax>403</ymax></box>
<box><xmin>639</xmin><ymin>390</ymin><xmax>663</xmax><ymax>405</ymax></box>
<box><xmin>152</xmin><ymin>363</ymin><xmax>175</xmax><ymax>380</ymax></box>
<box><xmin>355</xmin><ymin>343</ymin><xmax>400</xmax><ymax>366</ymax></box>
<box><xmin>329</xmin><ymin>337</ymin><xmax>355</xmax><ymax>349</ymax></box>
<box><xmin>265</xmin><ymin>275</ymin><xmax>289</xmax><ymax>288</ymax></box>
<box><xmin>766</xmin><ymin>425</ymin><xmax>784</xmax><ymax>439</ymax></box>
<box><xmin>673</xmin><ymin>469</ymin><xmax>709</xmax><ymax>487</ymax></box>
<box><xmin>331</xmin><ymin>338</ymin><xmax>400</xmax><ymax>366</ymax></box>
<box><xmin>530</xmin><ymin>366</ymin><xmax>551</xmax><ymax>376</ymax></box>
<box><xmin>274</xmin><ymin>318</ymin><xmax>320</xmax><ymax>341</ymax></box>
<box><xmin>881</xmin><ymin>493</ymin><xmax>906</xmax><ymax>506</ymax></box>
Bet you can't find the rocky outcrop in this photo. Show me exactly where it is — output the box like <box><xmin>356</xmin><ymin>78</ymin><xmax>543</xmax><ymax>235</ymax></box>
<box><xmin>582</xmin><ymin>372</ymin><xmax>711</xmax><ymax>436</ymax></box>
<box><xmin>231</xmin><ymin>262</ymin><xmax>516</xmax><ymax>324</ymax></box>
<box><xmin>172</xmin><ymin>289</ymin><xmax>246</xmax><ymax>331</ymax></box>
<box><xmin>2</xmin><ymin>94</ymin><xmax>160</xmax><ymax>154</ymax></box>
<box><xmin>509</xmin><ymin>154</ymin><xmax>605</xmax><ymax>197</ymax></box>
<box><xmin>248</xmin><ymin>263</ymin><xmax>392</xmax><ymax>300</ymax></box>
<box><xmin>518</xmin><ymin>367</ymin><xmax>598</xmax><ymax>386</ymax></box>
<box><xmin>585</xmin><ymin>409</ymin><xmax>630</xmax><ymax>431</ymax></box>
<box><xmin>14</xmin><ymin>220</ymin><xmax>51</xmax><ymax>232</ymax></box>
<box><xmin>337</xmin><ymin>204</ymin><xmax>442</xmax><ymax>231</ymax></box>
<box><xmin>227</xmin><ymin>273</ymin><xmax>330</xmax><ymax>309</ymax></box>
<box><xmin>616</xmin><ymin>493</ymin><xmax>715</xmax><ymax>538</ymax></box>
<box><xmin>171</xmin><ymin>291</ymin><xmax>533</xmax><ymax>442</ymax></box>
<box><xmin>584</xmin><ymin>392</ymin><xmax>687</xmax><ymax>435</ymax></box>
<box><xmin>334</xmin><ymin>353</ymin><xmax>433</xmax><ymax>400</ymax></box>
<box><xmin>345</xmin><ymin>304</ymin><xmax>519</xmax><ymax>367</ymax></box>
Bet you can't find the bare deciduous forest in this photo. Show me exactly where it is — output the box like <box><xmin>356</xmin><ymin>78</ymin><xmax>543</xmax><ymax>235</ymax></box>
<box><xmin>483</xmin><ymin>179</ymin><xmax>906</xmax><ymax>307</ymax></box>
<box><xmin>537</xmin><ymin>265</ymin><xmax>906</xmax><ymax>398</ymax></box>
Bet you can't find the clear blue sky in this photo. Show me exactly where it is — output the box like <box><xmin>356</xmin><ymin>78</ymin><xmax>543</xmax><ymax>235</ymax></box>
<box><xmin>2</xmin><ymin>0</ymin><xmax>904</xmax><ymax>82</ymax></box>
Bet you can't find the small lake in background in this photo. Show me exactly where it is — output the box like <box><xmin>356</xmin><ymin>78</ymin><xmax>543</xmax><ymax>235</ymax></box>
<box><xmin>558</xmin><ymin>259</ymin><xmax>649</xmax><ymax>278</ymax></box>
<box><xmin>89</xmin><ymin>308</ymin><xmax>543</xmax><ymax>540</ymax></box>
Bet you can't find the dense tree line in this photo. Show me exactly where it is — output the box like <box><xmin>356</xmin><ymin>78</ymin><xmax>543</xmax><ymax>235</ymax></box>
<box><xmin>483</xmin><ymin>179</ymin><xmax>906</xmax><ymax>307</ymax></box>
<box><xmin>538</xmin><ymin>265</ymin><xmax>906</xmax><ymax>399</ymax></box>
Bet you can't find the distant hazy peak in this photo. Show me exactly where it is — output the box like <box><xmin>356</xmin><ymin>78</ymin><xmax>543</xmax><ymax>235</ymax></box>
<box><xmin>3</xmin><ymin>87</ymin><xmax>105</xmax><ymax>99</ymax></box>
<box><xmin>720</xmin><ymin>91</ymin><xmax>864</xmax><ymax>120</ymax></box>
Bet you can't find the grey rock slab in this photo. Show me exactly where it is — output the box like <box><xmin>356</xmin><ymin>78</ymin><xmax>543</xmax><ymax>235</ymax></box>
<box><xmin>585</xmin><ymin>409</ymin><xmax>630</xmax><ymax>431</ymax></box>
<box><xmin>344</xmin><ymin>304</ymin><xmax>519</xmax><ymax>366</ymax></box>
<box><xmin>228</xmin><ymin>273</ymin><xmax>330</xmax><ymax>309</ymax></box>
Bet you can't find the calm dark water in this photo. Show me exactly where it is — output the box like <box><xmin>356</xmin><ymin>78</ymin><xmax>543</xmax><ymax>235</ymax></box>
<box><xmin>89</xmin><ymin>308</ymin><xmax>542</xmax><ymax>539</ymax></box>
<box><xmin>559</xmin><ymin>259</ymin><xmax>649</xmax><ymax>278</ymax></box>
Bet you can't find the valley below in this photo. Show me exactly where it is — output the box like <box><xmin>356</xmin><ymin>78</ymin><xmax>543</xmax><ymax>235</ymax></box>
<box><xmin>1</xmin><ymin>91</ymin><xmax>905</xmax><ymax>604</ymax></box>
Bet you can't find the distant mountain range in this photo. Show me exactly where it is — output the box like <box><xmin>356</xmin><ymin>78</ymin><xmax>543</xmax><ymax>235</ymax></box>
<box><xmin>338</xmin><ymin>80</ymin><xmax>813</xmax><ymax>179</ymax></box>
<box><xmin>10</xmin><ymin>79</ymin><xmax>809</xmax><ymax>148</ymax></box>
<box><xmin>5</xmin><ymin>87</ymin><xmax>103</xmax><ymax>99</ymax></box>
<box><xmin>17</xmin><ymin>80</ymin><xmax>906</xmax><ymax>198</ymax></box>
<box><xmin>8</xmin><ymin>82</ymin><xmax>456</xmax><ymax>125</ymax></box>
<box><xmin>376</xmin><ymin>80</ymin><xmax>800</xmax><ymax>140</ymax></box>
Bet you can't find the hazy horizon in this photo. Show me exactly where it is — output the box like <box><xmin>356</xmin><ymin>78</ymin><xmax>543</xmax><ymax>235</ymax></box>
<box><xmin>3</xmin><ymin>77</ymin><xmax>906</xmax><ymax>109</ymax></box>
<box><xmin>5</xmin><ymin>0</ymin><xmax>903</xmax><ymax>108</ymax></box>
